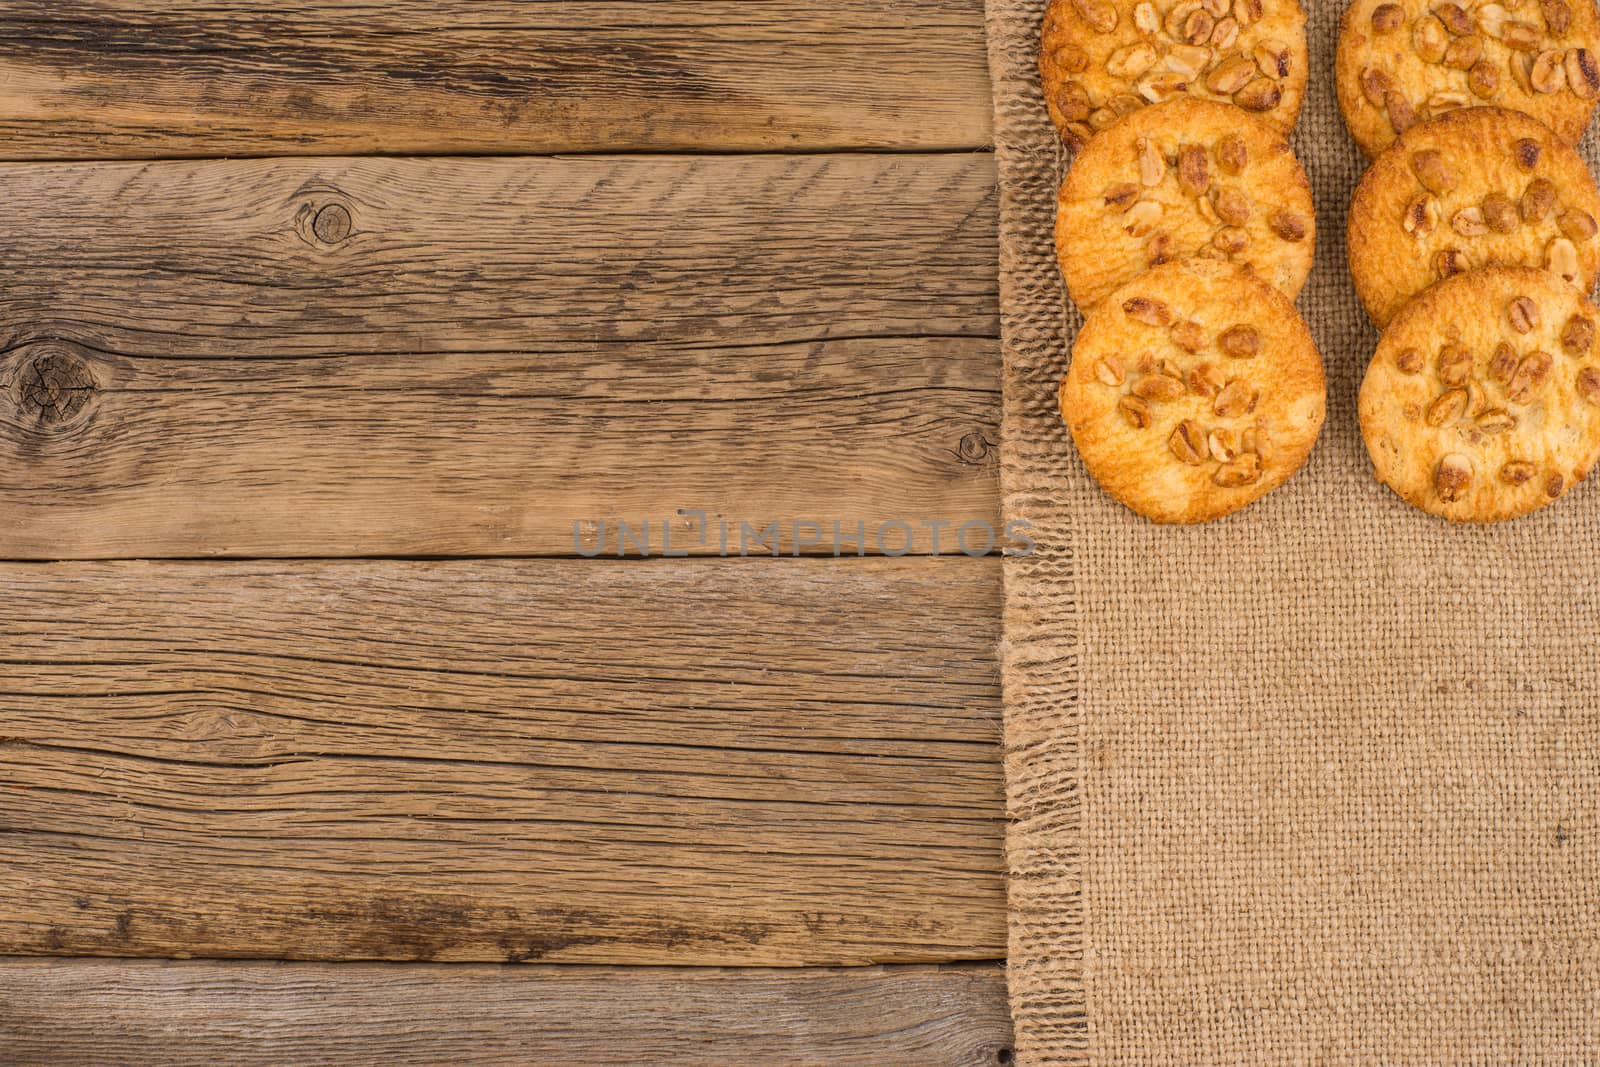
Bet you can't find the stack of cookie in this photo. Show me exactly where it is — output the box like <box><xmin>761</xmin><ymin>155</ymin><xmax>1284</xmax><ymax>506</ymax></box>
<box><xmin>1339</xmin><ymin>1</ymin><xmax>1600</xmax><ymax>521</ymax></box>
<box><xmin>1040</xmin><ymin>0</ymin><xmax>1328</xmax><ymax>524</ymax></box>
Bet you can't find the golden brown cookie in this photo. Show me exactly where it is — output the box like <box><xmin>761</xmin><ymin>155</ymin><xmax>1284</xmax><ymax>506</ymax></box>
<box><xmin>1055</xmin><ymin>98</ymin><xmax>1315</xmax><ymax>312</ymax></box>
<box><xmin>1349</xmin><ymin>106</ymin><xmax>1600</xmax><ymax>327</ymax></box>
<box><xmin>1041</xmin><ymin>0</ymin><xmax>1309</xmax><ymax>150</ymax></box>
<box><xmin>1360</xmin><ymin>266</ymin><xmax>1600</xmax><ymax>521</ymax></box>
<box><xmin>1336</xmin><ymin>0</ymin><xmax>1600</xmax><ymax>159</ymax></box>
<box><xmin>1060</xmin><ymin>259</ymin><xmax>1327</xmax><ymax>523</ymax></box>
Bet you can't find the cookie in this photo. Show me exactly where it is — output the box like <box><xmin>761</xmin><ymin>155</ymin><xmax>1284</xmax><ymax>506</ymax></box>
<box><xmin>1041</xmin><ymin>0</ymin><xmax>1308</xmax><ymax>150</ymax></box>
<box><xmin>1348</xmin><ymin>106</ymin><xmax>1600</xmax><ymax>327</ymax></box>
<box><xmin>1360</xmin><ymin>266</ymin><xmax>1600</xmax><ymax>521</ymax></box>
<box><xmin>1055</xmin><ymin>98</ymin><xmax>1315</xmax><ymax>312</ymax></box>
<box><xmin>1060</xmin><ymin>259</ymin><xmax>1327</xmax><ymax>523</ymax></box>
<box><xmin>1336</xmin><ymin>0</ymin><xmax>1600</xmax><ymax>159</ymax></box>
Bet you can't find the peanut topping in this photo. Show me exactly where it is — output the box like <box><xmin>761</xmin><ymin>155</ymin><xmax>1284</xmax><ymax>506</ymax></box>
<box><xmin>1137</xmin><ymin>136</ymin><xmax>1166</xmax><ymax>187</ymax></box>
<box><xmin>1212</xmin><ymin>379</ymin><xmax>1258</xmax><ymax>417</ymax></box>
<box><xmin>1521</xmin><ymin>178</ymin><xmax>1558</xmax><ymax>223</ymax></box>
<box><xmin>1123</xmin><ymin>296</ymin><xmax>1172</xmax><ymax>326</ymax></box>
<box><xmin>1506</xmin><ymin>350</ymin><xmax>1554</xmax><ymax>403</ymax></box>
<box><xmin>1546</xmin><ymin>472</ymin><xmax>1565</xmax><ymax>497</ymax></box>
<box><xmin>1435</xmin><ymin>453</ymin><xmax>1473</xmax><ymax>501</ymax></box>
<box><xmin>1434</xmin><ymin>3</ymin><xmax>1474</xmax><ymax>36</ymax></box>
<box><xmin>1435</xmin><ymin>248</ymin><xmax>1469</xmax><ymax>278</ymax></box>
<box><xmin>1509</xmin><ymin>296</ymin><xmax>1541</xmax><ymax>334</ymax></box>
<box><xmin>1411</xmin><ymin>150</ymin><xmax>1460</xmax><ymax>194</ymax></box>
<box><xmin>1561</xmin><ymin>315</ymin><xmax>1596</xmax><ymax>356</ymax></box>
<box><xmin>1208</xmin><ymin>428</ymin><xmax>1237</xmax><ymax>462</ymax></box>
<box><xmin>1414</xmin><ymin>16</ymin><xmax>1450</xmax><ymax>63</ymax></box>
<box><xmin>1386</xmin><ymin>92</ymin><xmax>1417</xmax><ymax>134</ymax></box>
<box><xmin>1218</xmin><ymin>324</ymin><xmax>1261</xmax><ymax>359</ymax></box>
<box><xmin>1119</xmin><ymin>394</ymin><xmax>1152</xmax><ymax>428</ymax></box>
<box><xmin>1452</xmin><ymin>206</ymin><xmax>1490</xmax><ymax>236</ymax></box>
<box><xmin>1426</xmin><ymin>388</ymin><xmax>1469</xmax><ymax>426</ymax></box>
<box><xmin>1531</xmin><ymin>49</ymin><xmax>1569</xmax><ymax>93</ymax></box>
<box><xmin>1404</xmin><ymin>195</ymin><xmax>1439</xmax><ymax>237</ymax></box>
<box><xmin>1234</xmin><ymin>78</ymin><xmax>1282</xmax><ymax>112</ymax></box>
<box><xmin>1169</xmin><ymin>419</ymin><xmax>1206</xmax><ymax>464</ymax></box>
<box><xmin>1500</xmin><ymin>459</ymin><xmax>1538</xmax><ymax>485</ymax></box>
<box><xmin>1515</xmin><ymin>138</ymin><xmax>1543</xmax><ymax>171</ymax></box>
<box><xmin>1177</xmin><ymin>144</ymin><xmax>1210</xmax><ymax>196</ymax></box>
<box><xmin>1476</xmin><ymin>408</ymin><xmax>1517</xmax><ymax>434</ymax></box>
<box><xmin>1469</xmin><ymin>58</ymin><xmax>1500</xmax><ymax>97</ymax></box>
<box><xmin>1212</xmin><ymin>186</ymin><xmax>1251</xmax><ymax>227</ymax></box>
<box><xmin>1216</xmin><ymin>134</ymin><xmax>1248</xmax><ymax>175</ymax></box>
<box><xmin>1361</xmin><ymin>67</ymin><xmax>1397</xmax><ymax>108</ymax></box>
<box><xmin>1577</xmin><ymin>365</ymin><xmax>1600</xmax><ymax>405</ymax></box>
<box><xmin>1270</xmin><ymin>210</ymin><xmax>1308</xmax><ymax>242</ymax></box>
<box><xmin>1134</xmin><ymin>372</ymin><xmax>1186</xmax><ymax>402</ymax></box>
<box><xmin>1213</xmin><ymin>452</ymin><xmax>1263</xmax><ymax>487</ymax></box>
<box><xmin>1072</xmin><ymin>0</ymin><xmax>1118</xmax><ymax>33</ymax></box>
<box><xmin>1372</xmin><ymin>3</ymin><xmax>1405</xmax><ymax>32</ymax></box>
<box><xmin>1546</xmin><ymin>237</ymin><xmax>1581</xmax><ymax>284</ymax></box>
<box><xmin>1396</xmin><ymin>347</ymin><xmax>1426</xmax><ymax>374</ymax></box>
<box><xmin>1170</xmin><ymin>319</ymin><xmax>1207</xmax><ymax>352</ymax></box>
<box><xmin>1489</xmin><ymin>341</ymin><xmax>1519</xmax><ymax>382</ymax></box>
<box><xmin>1095</xmin><ymin>357</ymin><xmax>1126</xmax><ymax>387</ymax></box>
<box><xmin>1445</xmin><ymin>35</ymin><xmax>1484</xmax><ymax>69</ymax></box>
<box><xmin>1208</xmin><ymin>55</ymin><xmax>1257</xmax><ymax>95</ymax></box>
<box><xmin>1483</xmin><ymin>193</ymin><xmax>1519</xmax><ymax>234</ymax></box>
<box><xmin>1189</xmin><ymin>361</ymin><xmax>1225</xmax><ymax>397</ymax></box>
<box><xmin>1559</xmin><ymin>209</ymin><xmax>1599</xmax><ymax>241</ymax></box>
<box><xmin>1568</xmin><ymin>48</ymin><xmax>1600</xmax><ymax>98</ymax></box>
<box><xmin>1438</xmin><ymin>343</ymin><xmax>1473</xmax><ymax>386</ymax></box>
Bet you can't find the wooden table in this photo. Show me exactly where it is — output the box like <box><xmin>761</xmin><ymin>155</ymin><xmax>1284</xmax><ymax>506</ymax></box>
<box><xmin>0</xmin><ymin>3</ymin><xmax>1010</xmax><ymax>1062</ymax></box>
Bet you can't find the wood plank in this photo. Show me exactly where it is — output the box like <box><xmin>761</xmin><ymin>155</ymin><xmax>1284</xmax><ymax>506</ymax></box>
<box><xmin>0</xmin><ymin>1</ymin><xmax>993</xmax><ymax>158</ymax></box>
<box><xmin>0</xmin><ymin>557</ymin><xmax>1006</xmax><ymax>965</ymax></box>
<box><xmin>0</xmin><ymin>154</ymin><xmax>1001</xmax><ymax>560</ymax></box>
<box><xmin>0</xmin><ymin>960</ymin><xmax>1013</xmax><ymax>1067</ymax></box>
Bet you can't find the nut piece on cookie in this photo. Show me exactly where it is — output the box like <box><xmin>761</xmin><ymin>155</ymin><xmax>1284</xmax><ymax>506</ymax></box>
<box><xmin>1336</xmin><ymin>0</ymin><xmax>1600</xmax><ymax>158</ymax></box>
<box><xmin>1348</xmin><ymin>107</ymin><xmax>1600</xmax><ymax>327</ymax></box>
<box><xmin>1359</xmin><ymin>266</ymin><xmax>1600</xmax><ymax>522</ymax></box>
<box><xmin>1040</xmin><ymin>0</ymin><xmax>1309</xmax><ymax>149</ymax></box>
<box><xmin>1056</xmin><ymin>98</ymin><xmax>1316</xmax><ymax>313</ymax></box>
<box><xmin>1059</xmin><ymin>259</ymin><xmax>1328</xmax><ymax>524</ymax></box>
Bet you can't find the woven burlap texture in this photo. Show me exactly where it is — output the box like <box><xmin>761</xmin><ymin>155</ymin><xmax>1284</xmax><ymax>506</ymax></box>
<box><xmin>989</xmin><ymin>3</ymin><xmax>1600</xmax><ymax>1065</ymax></box>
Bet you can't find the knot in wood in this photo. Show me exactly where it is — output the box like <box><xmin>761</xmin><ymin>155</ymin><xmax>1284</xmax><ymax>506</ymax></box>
<box><xmin>15</xmin><ymin>343</ymin><xmax>95</xmax><ymax>424</ymax></box>
<box><xmin>955</xmin><ymin>430</ymin><xmax>994</xmax><ymax>465</ymax></box>
<box><xmin>312</xmin><ymin>203</ymin><xmax>353</xmax><ymax>244</ymax></box>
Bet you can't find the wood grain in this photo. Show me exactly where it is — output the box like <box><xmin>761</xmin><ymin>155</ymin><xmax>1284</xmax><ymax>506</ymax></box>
<box><xmin>0</xmin><ymin>960</ymin><xmax>1013</xmax><ymax>1066</ymax></box>
<box><xmin>0</xmin><ymin>556</ymin><xmax>1005</xmax><ymax>965</ymax></box>
<box><xmin>0</xmin><ymin>1</ymin><xmax>993</xmax><ymax>158</ymax></box>
<box><xmin>0</xmin><ymin>153</ymin><xmax>1001</xmax><ymax>559</ymax></box>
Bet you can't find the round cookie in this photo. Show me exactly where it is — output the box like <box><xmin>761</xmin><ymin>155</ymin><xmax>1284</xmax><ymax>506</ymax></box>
<box><xmin>1360</xmin><ymin>266</ymin><xmax>1600</xmax><ymax>521</ymax></box>
<box><xmin>1336</xmin><ymin>0</ymin><xmax>1600</xmax><ymax>159</ymax></box>
<box><xmin>1041</xmin><ymin>0</ymin><xmax>1308</xmax><ymax>150</ymax></box>
<box><xmin>1055</xmin><ymin>97</ymin><xmax>1315</xmax><ymax>312</ymax></box>
<box><xmin>1349</xmin><ymin>106</ymin><xmax>1600</xmax><ymax>327</ymax></box>
<box><xmin>1060</xmin><ymin>259</ymin><xmax>1327</xmax><ymax>523</ymax></box>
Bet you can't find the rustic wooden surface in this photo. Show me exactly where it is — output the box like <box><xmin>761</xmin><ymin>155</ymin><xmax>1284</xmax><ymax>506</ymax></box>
<box><xmin>0</xmin><ymin>1</ymin><xmax>1009</xmax><ymax>1061</ymax></box>
<box><xmin>1</xmin><ymin>960</ymin><xmax>1013</xmax><ymax>1066</ymax></box>
<box><xmin>0</xmin><ymin>154</ymin><xmax>999</xmax><ymax>560</ymax></box>
<box><xmin>0</xmin><ymin>557</ymin><xmax>1005</xmax><ymax>964</ymax></box>
<box><xmin>0</xmin><ymin>1</ymin><xmax>992</xmax><ymax>158</ymax></box>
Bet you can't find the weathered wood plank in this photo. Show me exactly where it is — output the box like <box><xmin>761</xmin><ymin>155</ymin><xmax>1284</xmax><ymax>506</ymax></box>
<box><xmin>0</xmin><ymin>557</ymin><xmax>1006</xmax><ymax>965</ymax></box>
<box><xmin>0</xmin><ymin>960</ymin><xmax>1013</xmax><ymax>1067</ymax></box>
<box><xmin>0</xmin><ymin>1</ymin><xmax>993</xmax><ymax>158</ymax></box>
<box><xmin>0</xmin><ymin>154</ymin><xmax>1001</xmax><ymax>559</ymax></box>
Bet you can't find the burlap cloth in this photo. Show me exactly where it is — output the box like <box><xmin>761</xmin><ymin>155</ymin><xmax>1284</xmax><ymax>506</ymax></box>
<box><xmin>988</xmin><ymin>4</ymin><xmax>1600</xmax><ymax>1064</ymax></box>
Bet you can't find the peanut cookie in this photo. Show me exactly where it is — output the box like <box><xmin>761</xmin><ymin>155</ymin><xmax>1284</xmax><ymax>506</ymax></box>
<box><xmin>1336</xmin><ymin>0</ymin><xmax>1600</xmax><ymax>159</ymax></box>
<box><xmin>1349</xmin><ymin>106</ymin><xmax>1600</xmax><ymax>327</ymax></box>
<box><xmin>1360</xmin><ymin>266</ymin><xmax>1600</xmax><ymax>520</ymax></box>
<box><xmin>1041</xmin><ymin>0</ymin><xmax>1308</xmax><ymax>150</ymax></box>
<box><xmin>1060</xmin><ymin>259</ymin><xmax>1327</xmax><ymax>523</ymax></box>
<box><xmin>1055</xmin><ymin>98</ymin><xmax>1315</xmax><ymax>312</ymax></box>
